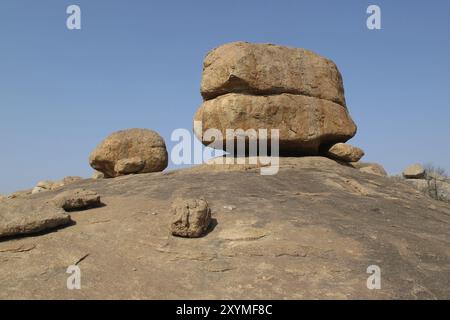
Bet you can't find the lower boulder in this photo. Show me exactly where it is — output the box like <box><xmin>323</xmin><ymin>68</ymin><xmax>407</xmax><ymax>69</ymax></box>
<box><xmin>194</xmin><ymin>93</ymin><xmax>357</xmax><ymax>155</ymax></box>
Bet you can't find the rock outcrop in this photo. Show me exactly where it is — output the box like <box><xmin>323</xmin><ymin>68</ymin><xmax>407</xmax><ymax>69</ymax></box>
<box><xmin>194</xmin><ymin>42</ymin><xmax>359</xmax><ymax>157</ymax></box>
<box><xmin>170</xmin><ymin>198</ymin><xmax>212</xmax><ymax>238</ymax></box>
<box><xmin>89</xmin><ymin>129</ymin><xmax>168</xmax><ymax>178</ymax></box>
<box><xmin>1</xmin><ymin>157</ymin><xmax>449</xmax><ymax>299</ymax></box>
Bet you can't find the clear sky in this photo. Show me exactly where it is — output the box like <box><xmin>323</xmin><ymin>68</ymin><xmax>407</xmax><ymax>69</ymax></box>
<box><xmin>0</xmin><ymin>0</ymin><xmax>449</xmax><ymax>194</ymax></box>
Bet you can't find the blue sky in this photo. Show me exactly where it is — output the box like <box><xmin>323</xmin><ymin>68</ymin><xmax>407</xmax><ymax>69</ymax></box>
<box><xmin>0</xmin><ymin>0</ymin><xmax>449</xmax><ymax>194</ymax></box>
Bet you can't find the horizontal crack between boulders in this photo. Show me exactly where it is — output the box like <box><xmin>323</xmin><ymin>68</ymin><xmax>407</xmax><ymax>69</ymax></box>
<box><xmin>202</xmin><ymin>91</ymin><xmax>347</xmax><ymax>109</ymax></box>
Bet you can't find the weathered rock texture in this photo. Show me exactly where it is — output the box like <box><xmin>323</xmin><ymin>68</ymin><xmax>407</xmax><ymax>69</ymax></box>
<box><xmin>33</xmin><ymin>176</ymin><xmax>83</xmax><ymax>194</ymax></box>
<box><xmin>201</xmin><ymin>41</ymin><xmax>346</xmax><ymax>106</ymax></box>
<box><xmin>89</xmin><ymin>129</ymin><xmax>168</xmax><ymax>178</ymax></box>
<box><xmin>0</xmin><ymin>200</ymin><xmax>71</xmax><ymax>238</ymax></box>
<box><xmin>170</xmin><ymin>198</ymin><xmax>211</xmax><ymax>238</ymax></box>
<box><xmin>326</xmin><ymin>143</ymin><xmax>365</xmax><ymax>162</ymax></box>
<box><xmin>403</xmin><ymin>164</ymin><xmax>426</xmax><ymax>179</ymax></box>
<box><xmin>1</xmin><ymin>157</ymin><xmax>449</xmax><ymax>299</ymax></box>
<box><xmin>51</xmin><ymin>189</ymin><xmax>101</xmax><ymax>212</ymax></box>
<box><xmin>194</xmin><ymin>93</ymin><xmax>356</xmax><ymax>155</ymax></box>
<box><xmin>351</xmin><ymin>162</ymin><xmax>388</xmax><ymax>177</ymax></box>
<box><xmin>92</xmin><ymin>171</ymin><xmax>105</xmax><ymax>180</ymax></box>
<box><xmin>195</xmin><ymin>42</ymin><xmax>358</xmax><ymax>155</ymax></box>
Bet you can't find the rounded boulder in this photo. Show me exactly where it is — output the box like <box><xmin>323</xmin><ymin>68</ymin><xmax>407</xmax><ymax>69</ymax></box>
<box><xmin>89</xmin><ymin>129</ymin><xmax>168</xmax><ymax>178</ymax></box>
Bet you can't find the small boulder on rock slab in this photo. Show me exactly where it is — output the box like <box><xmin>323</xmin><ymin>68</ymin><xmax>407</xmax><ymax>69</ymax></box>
<box><xmin>31</xmin><ymin>186</ymin><xmax>46</xmax><ymax>195</ymax></box>
<box><xmin>92</xmin><ymin>171</ymin><xmax>105</xmax><ymax>180</ymax></box>
<box><xmin>0</xmin><ymin>200</ymin><xmax>72</xmax><ymax>239</ymax></box>
<box><xmin>351</xmin><ymin>162</ymin><xmax>388</xmax><ymax>177</ymax></box>
<box><xmin>403</xmin><ymin>164</ymin><xmax>425</xmax><ymax>179</ymax></box>
<box><xmin>34</xmin><ymin>176</ymin><xmax>83</xmax><ymax>193</ymax></box>
<box><xmin>325</xmin><ymin>143</ymin><xmax>365</xmax><ymax>162</ymax></box>
<box><xmin>170</xmin><ymin>198</ymin><xmax>212</xmax><ymax>238</ymax></box>
<box><xmin>51</xmin><ymin>189</ymin><xmax>101</xmax><ymax>212</ymax></box>
<box><xmin>62</xmin><ymin>176</ymin><xmax>83</xmax><ymax>185</ymax></box>
<box><xmin>36</xmin><ymin>180</ymin><xmax>57</xmax><ymax>190</ymax></box>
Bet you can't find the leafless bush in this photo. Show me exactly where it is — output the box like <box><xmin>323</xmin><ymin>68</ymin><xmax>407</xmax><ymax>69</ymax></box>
<box><xmin>423</xmin><ymin>164</ymin><xmax>449</xmax><ymax>202</ymax></box>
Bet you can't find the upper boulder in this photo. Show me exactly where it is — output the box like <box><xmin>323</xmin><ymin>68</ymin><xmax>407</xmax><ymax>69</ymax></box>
<box><xmin>89</xmin><ymin>129</ymin><xmax>168</xmax><ymax>178</ymax></box>
<box><xmin>201</xmin><ymin>41</ymin><xmax>346</xmax><ymax>107</ymax></box>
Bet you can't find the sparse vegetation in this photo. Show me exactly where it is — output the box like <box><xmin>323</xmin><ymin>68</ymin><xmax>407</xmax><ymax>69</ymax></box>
<box><xmin>423</xmin><ymin>164</ymin><xmax>449</xmax><ymax>202</ymax></box>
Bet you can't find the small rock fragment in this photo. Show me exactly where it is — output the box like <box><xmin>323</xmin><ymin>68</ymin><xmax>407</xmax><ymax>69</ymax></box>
<box><xmin>351</xmin><ymin>162</ymin><xmax>388</xmax><ymax>177</ymax></box>
<box><xmin>326</xmin><ymin>143</ymin><xmax>365</xmax><ymax>162</ymax></box>
<box><xmin>31</xmin><ymin>187</ymin><xmax>46</xmax><ymax>195</ymax></box>
<box><xmin>170</xmin><ymin>198</ymin><xmax>211</xmax><ymax>238</ymax></box>
<box><xmin>51</xmin><ymin>189</ymin><xmax>101</xmax><ymax>212</ymax></box>
<box><xmin>92</xmin><ymin>171</ymin><xmax>105</xmax><ymax>180</ymax></box>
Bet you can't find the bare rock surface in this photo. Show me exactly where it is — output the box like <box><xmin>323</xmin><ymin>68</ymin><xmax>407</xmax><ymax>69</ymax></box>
<box><xmin>0</xmin><ymin>157</ymin><xmax>449</xmax><ymax>299</ymax></box>
<box><xmin>351</xmin><ymin>162</ymin><xmax>388</xmax><ymax>177</ymax></box>
<box><xmin>89</xmin><ymin>128</ymin><xmax>168</xmax><ymax>178</ymax></box>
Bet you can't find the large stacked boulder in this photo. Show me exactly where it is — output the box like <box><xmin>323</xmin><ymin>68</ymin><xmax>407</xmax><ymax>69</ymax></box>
<box><xmin>194</xmin><ymin>42</ymin><xmax>359</xmax><ymax>157</ymax></box>
<box><xmin>89</xmin><ymin>129</ymin><xmax>168</xmax><ymax>178</ymax></box>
